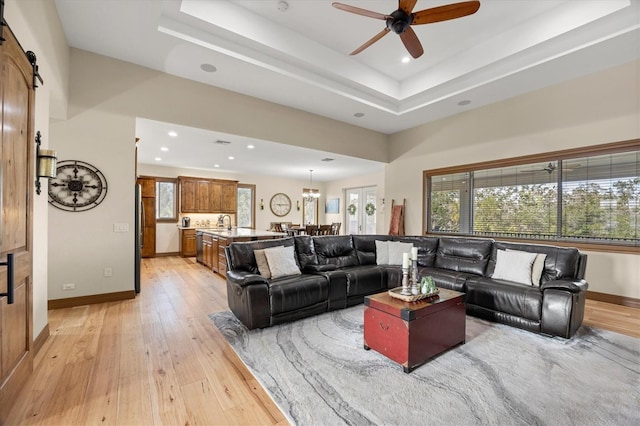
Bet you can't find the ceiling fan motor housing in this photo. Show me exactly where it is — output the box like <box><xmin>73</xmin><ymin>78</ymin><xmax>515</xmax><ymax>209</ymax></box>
<box><xmin>386</xmin><ymin>9</ymin><xmax>414</xmax><ymax>34</ymax></box>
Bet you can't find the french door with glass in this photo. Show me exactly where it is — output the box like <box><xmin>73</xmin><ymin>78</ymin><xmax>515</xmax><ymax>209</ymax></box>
<box><xmin>345</xmin><ymin>186</ymin><xmax>377</xmax><ymax>235</ymax></box>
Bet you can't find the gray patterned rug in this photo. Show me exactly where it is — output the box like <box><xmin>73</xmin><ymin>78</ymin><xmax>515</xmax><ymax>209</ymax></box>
<box><xmin>210</xmin><ymin>306</ymin><xmax>640</xmax><ymax>426</ymax></box>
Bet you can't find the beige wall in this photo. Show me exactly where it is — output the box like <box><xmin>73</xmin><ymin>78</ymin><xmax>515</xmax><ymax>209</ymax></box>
<box><xmin>386</xmin><ymin>60</ymin><xmax>640</xmax><ymax>298</ymax></box>
<box><xmin>5</xmin><ymin>0</ymin><xmax>70</xmax><ymax>336</ymax></box>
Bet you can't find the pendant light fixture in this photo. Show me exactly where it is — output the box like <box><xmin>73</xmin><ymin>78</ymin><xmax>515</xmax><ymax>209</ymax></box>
<box><xmin>302</xmin><ymin>169</ymin><xmax>320</xmax><ymax>200</ymax></box>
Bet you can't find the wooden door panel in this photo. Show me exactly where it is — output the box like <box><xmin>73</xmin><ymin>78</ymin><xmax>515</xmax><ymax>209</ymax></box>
<box><xmin>210</xmin><ymin>182</ymin><xmax>222</xmax><ymax>212</ymax></box>
<box><xmin>1</xmin><ymin>58</ymin><xmax>29</xmax><ymax>253</ymax></box>
<box><xmin>1</xmin><ymin>281</ymin><xmax>27</xmax><ymax>376</ymax></box>
<box><xmin>0</xmin><ymin>26</ymin><xmax>34</xmax><ymax>424</ymax></box>
<box><xmin>139</xmin><ymin>177</ymin><xmax>155</xmax><ymax>198</ymax></box>
<box><xmin>141</xmin><ymin>198</ymin><xmax>155</xmax><ymax>258</ymax></box>
<box><xmin>180</xmin><ymin>179</ymin><xmax>196</xmax><ymax>212</ymax></box>
<box><xmin>221</xmin><ymin>183</ymin><xmax>237</xmax><ymax>213</ymax></box>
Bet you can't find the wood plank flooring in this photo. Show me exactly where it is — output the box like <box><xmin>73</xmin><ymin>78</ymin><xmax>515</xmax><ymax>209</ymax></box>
<box><xmin>5</xmin><ymin>256</ymin><xmax>639</xmax><ymax>424</ymax></box>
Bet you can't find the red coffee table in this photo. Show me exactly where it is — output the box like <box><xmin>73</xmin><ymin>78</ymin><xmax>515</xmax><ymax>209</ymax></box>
<box><xmin>364</xmin><ymin>288</ymin><xmax>466</xmax><ymax>373</ymax></box>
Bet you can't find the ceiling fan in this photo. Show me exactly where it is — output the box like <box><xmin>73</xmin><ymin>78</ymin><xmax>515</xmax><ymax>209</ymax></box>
<box><xmin>332</xmin><ymin>0</ymin><xmax>481</xmax><ymax>59</ymax></box>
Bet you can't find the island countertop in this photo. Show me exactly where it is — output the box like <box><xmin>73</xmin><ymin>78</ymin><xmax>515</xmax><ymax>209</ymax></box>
<box><xmin>197</xmin><ymin>228</ymin><xmax>287</xmax><ymax>239</ymax></box>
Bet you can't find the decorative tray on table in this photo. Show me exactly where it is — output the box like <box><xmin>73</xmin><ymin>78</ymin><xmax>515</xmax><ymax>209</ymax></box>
<box><xmin>388</xmin><ymin>287</ymin><xmax>439</xmax><ymax>302</ymax></box>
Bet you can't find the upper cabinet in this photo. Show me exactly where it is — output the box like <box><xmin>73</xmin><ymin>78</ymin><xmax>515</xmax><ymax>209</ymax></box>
<box><xmin>179</xmin><ymin>176</ymin><xmax>238</xmax><ymax>213</ymax></box>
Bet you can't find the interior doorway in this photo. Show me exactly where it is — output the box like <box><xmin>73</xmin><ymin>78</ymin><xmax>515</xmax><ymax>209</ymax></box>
<box><xmin>345</xmin><ymin>186</ymin><xmax>377</xmax><ymax>235</ymax></box>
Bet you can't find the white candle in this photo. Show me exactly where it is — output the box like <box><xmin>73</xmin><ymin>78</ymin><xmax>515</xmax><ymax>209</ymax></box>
<box><xmin>402</xmin><ymin>252</ymin><xmax>410</xmax><ymax>268</ymax></box>
<box><xmin>411</xmin><ymin>247</ymin><xmax>418</xmax><ymax>260</ymax></box>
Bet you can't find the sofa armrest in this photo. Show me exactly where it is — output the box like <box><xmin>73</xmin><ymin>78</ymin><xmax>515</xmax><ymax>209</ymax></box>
<box><xmin>226</xmin><ymin>270</ymin><xmax>268</xmax><ymax>287</ymax></box>
<box><xmin>540</xmin><ymin>279</ymin><xmax>588</xmax><ymax>294</ymax></box>
<box><xmin>304</xmin><ymin>264</ymin><xmax>337</xmax><ymax>273</ymax></box>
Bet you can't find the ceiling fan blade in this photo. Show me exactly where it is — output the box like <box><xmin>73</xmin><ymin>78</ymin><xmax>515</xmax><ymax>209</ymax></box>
<box><xmin>412</xmin><ymin>1</ymin><xmax>481</xmax><ymax>25</ymax></box>
<box><xmin>399</xmin><ymin>27</ymin><xmax>424</xmax><ymax>58</ymax></box>
<box><xmin>332</xmin><ymin>2</ymin><xmax>389</xmax><ymax>20</ymax></box>
<box><xmin>399</xmin><ymin>0</ymin><xmax>418</xmax><ymax>14</ymax></box>
<box><xmin>350</xmin><ymin>28</ymin><xmax>390</xmax><ymax>55</ymax></box>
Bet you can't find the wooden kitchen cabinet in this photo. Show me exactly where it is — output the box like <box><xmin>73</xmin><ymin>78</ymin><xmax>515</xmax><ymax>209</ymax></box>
<box><xmin>139</xmin><ymin>176</ymin><xmax>156</xmax><ymax>198</ymax></box>
<box><xmin>180</xmin><ymin>229</ymin><xmax>197</xmax><ymax>257</ymax></box>
<box><xmin>179</xmin><ymin>176</ymin><xmax>238</xmax><ymax>214</ymax></box>
<box><xmin>203</xmin><ymin>233</ymin><xmax>213</xmax><ymax>268</ymax></box>
<box><xmin>221</xmin><ymin>182</ymin><xmax>237</xmax><ymax>212</ymax></box>
<box><xmin>180</xmin><ymin>178</ymin><xmax>197</xmax><ymax>212</ymax></box>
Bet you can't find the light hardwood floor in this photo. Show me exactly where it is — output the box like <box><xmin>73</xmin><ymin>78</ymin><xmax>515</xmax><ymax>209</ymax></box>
<box><xmin>6</xmin><ymin>256</ymin><xmax>640</xmax><ymax>424</ymax></box>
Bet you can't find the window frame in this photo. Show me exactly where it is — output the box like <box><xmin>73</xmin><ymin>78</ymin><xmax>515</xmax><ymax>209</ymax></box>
<box><xmin>423</xmin><ymin>139</ymin><xmax>640</xmax><ymax>254</ymax></box>
<box><xmin>237</xmin><ymin>183</ymin><xmax>256</xmax><ymax>229</ymax></box>
<box><xmin>155</xmin><ymin>178</ymin><xmax>178</xmax><ymax>223</ymax></box>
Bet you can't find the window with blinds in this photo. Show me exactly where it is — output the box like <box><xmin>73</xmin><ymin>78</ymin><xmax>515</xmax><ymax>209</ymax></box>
<box><xmin>425</xmin><ymin>141</ymin><xmax>639</xmax><ymax>247</ymax></box>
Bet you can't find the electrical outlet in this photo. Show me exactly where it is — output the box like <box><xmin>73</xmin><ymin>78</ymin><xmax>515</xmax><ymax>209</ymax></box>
<box><xmin>62</xmin><ymin>283</ymin><xmax>75</xmax><ymax>290</ymax></box>
<box><xmin>113</xmin><ymin>223</ymin><xmax>129</xmax><ymax>232</ymax></box>
<box><xmin>104</xmin><ymin>267</ymin><xmax>112</xmax><ymax>277</ymax></box>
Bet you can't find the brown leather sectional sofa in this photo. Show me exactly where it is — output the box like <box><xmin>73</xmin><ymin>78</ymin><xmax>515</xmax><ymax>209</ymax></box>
<box><xmin>225</xmin><ymin>234</ymin><xmax>588</xmax><ymax>338</ymax></box>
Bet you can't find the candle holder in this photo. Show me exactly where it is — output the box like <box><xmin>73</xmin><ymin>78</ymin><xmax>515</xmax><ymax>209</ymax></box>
<box><xmin>410</xmin><ymin>259</ymin><xmax>420</xmax><ymax>295</ymax></box>
<box><xmin>411</xmin><ymin>259</ymin><xmax>418</xmax><ymax>286</ymax></box>
<box><xmin>401</xmin><ymin>267</ymin><xmax>411</xmax><ymax>295</ymax></box>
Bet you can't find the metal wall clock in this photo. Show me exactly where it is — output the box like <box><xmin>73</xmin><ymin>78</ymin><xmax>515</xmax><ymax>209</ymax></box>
<box><xmin>48</xmin><ymin>160</ymin><xmax>108</xmax><ymax>212</ymax></box>
<box><xmin>270</xmin><ymin>192</ymin><xmax>291</xmax><ymax>217</ymax></box>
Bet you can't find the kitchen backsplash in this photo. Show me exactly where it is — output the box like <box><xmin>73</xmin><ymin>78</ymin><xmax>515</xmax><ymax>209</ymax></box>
<box><xmin>180</xmin><ymin>213</ymin><xmax>236</xmax><ymax>228</ymax></box>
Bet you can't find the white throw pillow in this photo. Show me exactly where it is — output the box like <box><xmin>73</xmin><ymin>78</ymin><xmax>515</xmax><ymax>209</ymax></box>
<box><xmin>387</xmin><ymin>241</ymin><xmax>414</xmax><ymax>265</ymax></box>
<box><xmin>492</xmin><ymin>249</ymin><xmax>537</xmax><ymax>285</ymax></box>
<box><xmin>263</xmin><ymin>245</ymin><xmax>301</xmax><ymax>279</ymax></box>
<box><xmin>375</xmin><ymin>240</ymin><xmax>389</xmax><ymax>265</ymax></box>
<box><xmin>506</xmin><ymin>249</ymin><xmax>547</xmax><ymax>286</ymax></box>
<box><xmin>255</xmin><ymin>247</ymin><xmax>283</xmax><ymax>279</ymax></box>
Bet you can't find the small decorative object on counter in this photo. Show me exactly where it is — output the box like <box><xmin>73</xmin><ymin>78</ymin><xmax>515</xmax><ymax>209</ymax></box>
<box><xmin>421</xmin><ymin>276</ymin><xmax>436</xmax><ymax>294</ymax></box>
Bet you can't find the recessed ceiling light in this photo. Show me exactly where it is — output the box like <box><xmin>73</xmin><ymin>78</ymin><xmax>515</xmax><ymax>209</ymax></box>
<box><xmin>160</xmin><ymin>147</ymin><xmax>169</xmax><ymax>151</ymax></box>
<box><xmin>401</xmin><ymin>57</ymin><xmax>410</xmax><ymax>63</ymax></box>
<box><xmin>168</xmin><ymin>131</ymin><xmax>177</xmax><ymax>137</ymax></box>
<box><xmin>200</xmin><ymin>63</ymin><xmax>217</xmax><ymax>73</ymax></box>
<box><xmin>214</xmin><ymin>164</ymin><xmax>220</xmax><ymax>168</ymax></box>
<box><xmin>247</xmin><ymin>144</ymin><xmax>255</xmax><ymax>149</ymax></box>
<box><xmin>458</xmin><ymin>100</ymin><xmax>471</xmax><ymax>106</ymax></box>
<box><xmin>354</xmin><ymin>112</ymin><xmax>365</xmax><ymax>118</ymax></box>
<box><xmin>228</xmin><ymin>156</ymin><xmax>235</xmax><ymax>160</ymax></box>
<box><xmin>155</xmin><ymin>157</ymin><xmax>162</xmax><ymax>161</ymax></box>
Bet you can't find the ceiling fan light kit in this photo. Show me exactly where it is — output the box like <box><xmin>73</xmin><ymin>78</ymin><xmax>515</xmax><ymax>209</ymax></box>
<box><xmin>333</xmin><ymin>0</ymin><xmax>481</xmax><ymax>58</ymax></box>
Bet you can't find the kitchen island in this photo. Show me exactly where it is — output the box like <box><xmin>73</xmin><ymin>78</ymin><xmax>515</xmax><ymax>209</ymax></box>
<box><xmin>197</xmin><ymin>228</ymin><xmax>287</xmax><ymax>277</ymax></box>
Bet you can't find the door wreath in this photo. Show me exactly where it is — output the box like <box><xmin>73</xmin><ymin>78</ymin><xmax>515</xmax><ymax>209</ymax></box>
<box><xmin>347</xmin><ymin>203</ymin><xmax>357</xmax><ymax>216</ymax></box>
<box><xmin>365</xmin><ymin>202</ymin><xmax>376</xmax><ymax>216</ymax></box>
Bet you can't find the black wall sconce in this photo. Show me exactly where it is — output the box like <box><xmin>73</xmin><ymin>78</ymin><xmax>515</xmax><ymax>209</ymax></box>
<box><xmin>35</xmin><ymin>131</ymin><xmax>57</xmax><ymax>195</ymax></box>
<box><xmin>296</xmin><ymin>200</ymin><xmax>300</xmax><ymax>211</ymax></box>
<box><xmin>260</xmin><ymin>198</ymin><xmax>264</xmax><ymax>210</ymax></box>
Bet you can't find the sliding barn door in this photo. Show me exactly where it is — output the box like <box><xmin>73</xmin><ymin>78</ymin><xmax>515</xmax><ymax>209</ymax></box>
<box><xmin>0</xmin><ymin>26</ymin><xmax>36</xmax><ymax>423</ymax></box>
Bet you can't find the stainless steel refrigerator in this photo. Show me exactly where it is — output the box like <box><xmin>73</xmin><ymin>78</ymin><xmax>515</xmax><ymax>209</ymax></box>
<box><xmin>134</xmin><ymin>184</ymin><xmax>142</xmax><ymax>293</ymax></box>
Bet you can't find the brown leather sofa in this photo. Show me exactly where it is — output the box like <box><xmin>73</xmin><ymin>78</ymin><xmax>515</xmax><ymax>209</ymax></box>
<box><xmin>225</xmin><ymin>234</ymin><xmax>588</xmax><ymax>338</ymax></box>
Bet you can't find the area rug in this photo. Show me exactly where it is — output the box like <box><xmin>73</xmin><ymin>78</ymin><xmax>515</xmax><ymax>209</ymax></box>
<box><xmin>210</xmin><ymin>306</ymin><xmax>640</xmax><ymax>425</ymax></box>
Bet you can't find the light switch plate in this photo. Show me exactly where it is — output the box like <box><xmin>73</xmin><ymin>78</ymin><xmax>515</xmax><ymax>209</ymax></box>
<box><xmin>113</xmin><ymin>223</ymin><xmax>129</xmax><ymax>232</ymax></box>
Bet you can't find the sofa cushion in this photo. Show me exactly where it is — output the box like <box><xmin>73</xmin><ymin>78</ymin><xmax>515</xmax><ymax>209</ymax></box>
<box><xmin>506</xmin><ymin>249</ymin><xmax>547</xmax><ymax>286</ymax></box>
<box><xmin>313</xmin><ymin>235</ymin><xmax>359</xmax><ymax>268</ymax></box>
<box><xmin>435</xmin><ymin>237</ymin><xmax>492</xmax><ymax>276</ymax></box>
<box><xmin>492</xmin><ymin>249</ymin><xmax>537</xmax><ymax>285</ymax></box>
<box><xmin>465</xmin><ymin>277</ymin><xmax>542</xmax><ymax>321</ymax></box>
<box><xmin>264</xmin><ymin>245</ymin><xmax>302</xmax><ymax>279</ymax></box>
<box><xmin>342</xmin><ymin>265</ymin><xmax>387</xmax><ymax>304</ymax></box>
<box><xmin>269</xmin><ymin>274</ymin><xmax>328</xmax><ymax>315</ymax></box>
<box><xmin>392</xmin><ymin>236</ymin><xmax>439</xmax><ymax>267</ymax></box>
<box><xmin>294</xmin><ymin>235</ymin><xmax>317</xmax><ymax>270</ymax></box>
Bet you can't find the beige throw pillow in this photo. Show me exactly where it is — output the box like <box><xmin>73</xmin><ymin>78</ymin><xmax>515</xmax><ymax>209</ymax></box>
<box><xmin>263</xmin><ymin>245</ymin><xmax>301</xmax><ymax>279</ymax></box>
<box><xmin>492</xmin><ymin>249</ymin><xmax>537</xmax><ymax>285</ymax></box>
<box><xmin>375</xmin><ymin>240</ymin><xmax>389</xmax><ymax>265</ymax></box>
<box><xmin>506</xmin><ymin>249</ymin><xmax>547</xmax><ymax>286</ymax></box>
<box><xmin>387</xmin><ymin>241</ymin><xmax>414</xmax><ymax>265</ymax></box>
<box><xmin>255</xmin><ymin>247</ymin><xmax>281</xmax><ymax>279</ymax></box>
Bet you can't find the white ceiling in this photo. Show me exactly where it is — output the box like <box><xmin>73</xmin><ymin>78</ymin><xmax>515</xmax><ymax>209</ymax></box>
<box><xmin>54</xmin><ymin>0</ymin><xmax>640</xmax><ymax>180</ymax></box>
